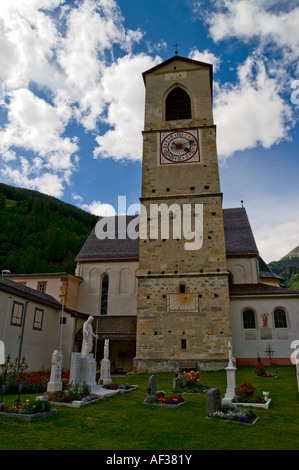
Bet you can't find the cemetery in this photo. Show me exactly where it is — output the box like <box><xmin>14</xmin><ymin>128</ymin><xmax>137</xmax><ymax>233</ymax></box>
<box><xmin>0</xmin><ymin>330</ymin><xmax>299</xmax><ymax>450</ymax></box>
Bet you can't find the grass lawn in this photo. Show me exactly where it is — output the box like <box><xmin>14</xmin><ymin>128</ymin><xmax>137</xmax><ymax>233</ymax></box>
<box><xmin>0</xmin><ymin>366</ymin><xmax>298</xmax><ymax>451</ymax></box>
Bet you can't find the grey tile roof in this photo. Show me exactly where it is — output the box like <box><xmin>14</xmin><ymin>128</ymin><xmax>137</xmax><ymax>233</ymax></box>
<box><xmin>258</xmin><ymin>257</ymin><xmax>282</xmax><ymax>280</ymax></box>
<box><xmin>229</xmin><ymin>283</ymin><xmax>299</xmax><ymax>296</ymax></box>
<box><xmin>76</xmin><ymin>208</ymin><xmax>259</xmax><ymax>261</ymax></box>
<box><xmin>223</xmin><ymin>208</ymin><xmax>259</xmax><ymax>256</ymax></box>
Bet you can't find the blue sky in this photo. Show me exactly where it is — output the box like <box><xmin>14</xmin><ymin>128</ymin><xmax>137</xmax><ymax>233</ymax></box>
<box><xmin>0</xmin><ymin>0</ymin><xmax>298</xmax><ymax>263</ymax></box>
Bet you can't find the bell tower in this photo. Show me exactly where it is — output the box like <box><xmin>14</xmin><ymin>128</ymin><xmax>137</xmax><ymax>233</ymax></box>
<box><xmin>133</xmin><ymin>56</ymin><xmax>232</xmax><ymax>372</ymax></box>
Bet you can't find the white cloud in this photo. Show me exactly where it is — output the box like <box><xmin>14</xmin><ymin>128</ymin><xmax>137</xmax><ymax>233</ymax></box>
<box><xmin>214</xmin><ymin>56</ymin><xmax>293</xmax><ymax>158</ymax></box>
<box><xmin>206</xmin><ymin>0</ymin><xmax>299</xmax><ymax>57</ymax></box>
<box><xmin>80</xmin><ymin>200</ymin><xmax>116</xmax><ymax>217</ymax></box>
<box><xmin>93</xmin><ymin>53</ymin><xmax>161</xmax><ymax>161</ymax></box>
<box><xmin>0</xmin><ymin>0</ymin><xmax>148</xmax><ymax>196</ymax></box>
<box><xmin>188</xmin><ymin>48</ymin><xmax>221</xmax><ymax>72</ymax></box>
<box><xmin>253</xmin><ymin>214</ymin><xmax>299</xmax><ymax>263</ymax></box>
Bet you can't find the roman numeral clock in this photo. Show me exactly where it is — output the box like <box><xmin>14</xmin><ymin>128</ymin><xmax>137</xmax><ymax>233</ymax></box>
<box><xmin>159</xmin><ymin>130</ymin><xmax>200</xmax><ymax>165</ymax></box>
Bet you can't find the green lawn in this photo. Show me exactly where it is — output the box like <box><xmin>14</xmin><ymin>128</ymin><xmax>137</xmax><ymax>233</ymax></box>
<box><xmin>0</xmin><ymin>366</ymin><xmax>298</xmax><ymax>450</ymax></box>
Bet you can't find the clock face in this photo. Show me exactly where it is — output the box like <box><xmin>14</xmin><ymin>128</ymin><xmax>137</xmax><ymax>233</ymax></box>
<box><xmin>160</xmin><ymin>130</ymin><xmax>200</xmax><ymax>165</ymax></box>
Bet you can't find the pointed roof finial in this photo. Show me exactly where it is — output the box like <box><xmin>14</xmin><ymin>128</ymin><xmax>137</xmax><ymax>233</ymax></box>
<box><xmin>173</xmin><ymin>43</ymin><xmax>180</xmax><ymax>55</ymax></box>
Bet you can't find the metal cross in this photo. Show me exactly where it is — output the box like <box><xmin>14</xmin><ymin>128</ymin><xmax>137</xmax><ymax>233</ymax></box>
<box><xmin>173</xmin><ymin>43</ymin><xmax>180</xmax><ymax>55</ymax></box>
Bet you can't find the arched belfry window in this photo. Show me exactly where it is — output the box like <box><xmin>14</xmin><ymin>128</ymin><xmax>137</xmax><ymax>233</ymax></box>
<box><xmin>100</xmin><ymin>274</ymin><xmax>109</xmax><ymax>315</ymax></box>
<box><xmin>165</xmin><ymin>87</ymin><xmax>191</xmax><ymax>121</ymax></box>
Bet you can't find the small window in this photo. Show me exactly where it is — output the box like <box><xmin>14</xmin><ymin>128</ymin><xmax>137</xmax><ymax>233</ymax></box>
<box><xmin>274</xmin><ymin>308</ymin><xmax>288</xmax><ymax>328</ymax></box>
<box><xmin>33</xmin><ymin>308</ymin><xmax>44</xmax><ymax>330</ymax></box>
<box><xmin>181</xmin><ymin>339</ymin><xmax>187</xmax><ymax>349</ymax></box>
<box><xmin>179</xmin><ymin>284</ymin><xmax>186</xmax><ymax>294</ymax></box>
<box><xmin>165</xmin><ymin>87</ymin><xmax>191</xmax><ymax>121</ymax></box>
<box><xmin>100</xmin><ymin>274</ymin><xmax>109</xmax><ymax>315</ymax></box>
<box><xmin>11</xmin><ymin>301</ymin><xmax>24</xmax><ymax>326</ymax></box>
<box><xmin>243</xmin><ymin>309</ymin><xmax>256</xmax><ymax>329</ymax></box>
<box><xmin>38</xmin><ymin>282</ymin><xmax>47</xmax><ymax>293</ymax></box>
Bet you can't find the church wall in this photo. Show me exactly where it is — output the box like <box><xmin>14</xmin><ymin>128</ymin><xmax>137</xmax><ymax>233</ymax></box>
<box><xmin>230</xmin><ymin>296</ymin><xmax>299</xmax><ymax>365</ymax></box>
<box><xmin>76</xmin><ymin>260</ymin><xmax>138</xmax><ymax>316</ymax></box>
<box><xmin>227</xmin><ymin>257</ymin><xmax>259</xmax><ymax>284</ymax></box>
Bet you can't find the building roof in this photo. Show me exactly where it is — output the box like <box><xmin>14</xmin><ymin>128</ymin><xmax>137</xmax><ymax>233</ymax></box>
<box><xmin>258</xmin><ymin>257</ymin><xmax>282</xmax><ymax>281</ymax></box>
<box><xmin>76</xmin><ymin>208</ymin><xmax>258</xmax><ymax>261</ymax></box>
<box><xmin>0</xmin><ymin>276</ymin><xmax>85</xmax><ymax>317</ymax></box>
<box><xmin>223</xmin><ymin>208</ymin><xmax>259</xmax><ymax>256</ymax></box>
<box><xmin>229</xmin><ymin>283</ymin><xmax>299</xmax><ymax>297</ymax></box>
<box><xmin>76</xmin><ymin>215</ymin><xmax>139</xmax><ymax>261</ymax></box>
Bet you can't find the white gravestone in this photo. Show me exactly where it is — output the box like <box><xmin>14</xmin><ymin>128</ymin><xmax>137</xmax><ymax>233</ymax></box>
<box><xmin>47</xmin><ymin>350</ymin><xmax>63</xmax><ymax>392</ymax></box>
<box><xmin>69</xmin><ymin>352</ymin><xmax>82</xmax><ymax>386</ymax></box>
<box><xmin>0</xmin><ymin>341</ymin><xmax>4</xmax><ymax>365</ymax></box>
<box><xmin>222</xmin><ymin>341</ymin><xmax>237</xmax><ymax>404</ymax></box>
<box><xmin>99</xmin><ymin>339</ymin><xmax>112</xmax><ymax>386</ymax></box>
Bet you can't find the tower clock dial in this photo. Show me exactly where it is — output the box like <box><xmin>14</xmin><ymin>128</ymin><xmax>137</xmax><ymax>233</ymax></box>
<box><xmin>159</xmin><ymin>130</ymin><xmax>200</xmax><ymax>165</ymax></box>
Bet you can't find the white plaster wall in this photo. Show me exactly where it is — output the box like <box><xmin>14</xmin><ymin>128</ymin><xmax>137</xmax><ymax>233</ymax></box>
<box><xmin>76</xmin><ymin>260</ymin><xmax>138</xmax><ymax>316</ymax></box>
<box><xmin>230</xmin><ymin>295</ymin><xmax>299</xmax><ymax>362</ymax></box>
<box><xmin>227</xmin><ymin>257</ymin><xmax>259</xmax><ymax>284</ymax></box>
<box><xmin>0</xmin><ymin>291</ymin><xmax>75</xmax><ymax>371</ymax></box>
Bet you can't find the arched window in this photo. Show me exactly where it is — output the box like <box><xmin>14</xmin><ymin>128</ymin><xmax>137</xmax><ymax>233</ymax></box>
<box><xmin>274</xmin><ymin>308</ymin><xmax>288</xmax><ymax>328</ymax></box>
<box><xmin>100</xmin><ymin>274</ymin><xmax>109</xmax><ymax>315</ymax></box>
<box><xmin>165</xmin><ymin>87</ymin><xmax>191</xmax><ymax>121</ymax></box>
<box><xmin>242</xmin><ymin>309</ymin><xmax>256</xmax><ymax>329</ymax></box>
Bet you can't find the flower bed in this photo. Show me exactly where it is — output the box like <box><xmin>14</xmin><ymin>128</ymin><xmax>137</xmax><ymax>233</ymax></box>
<box><xmin>143</xmin><ymin>392</ymin><xmax>185</xmax><ymax>407</ymax></box>
<box><xmin>254</xmin><ymin>363</ymin><xmax>279</xmax><ymax>379</ymax></box>
<box><xmin>43</xmin><ymin>382</ymin><xmax>102</xmax><ymax>407</ymax></box>
<box><xmin>208</xmin><ymin>404</ymin><xmax>259</xmax><ymax>424</ymax></box>
<box><xmin>233</xmin><ymin>382</ymin><xmax>271</xmax><ymax>408</ymax></box>
<box><xmin>0</xmin><ymin>398</ymin><xmax>56</xmax><ymax>421</ymax></box>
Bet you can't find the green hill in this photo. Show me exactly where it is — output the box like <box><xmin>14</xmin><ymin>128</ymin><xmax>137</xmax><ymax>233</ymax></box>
<box><xmin>268</xmin><ymin>245</ymin><xmax>299</xmax><ymax>290</ymax></box>
<box><xmin>0</xmin><ymin>182</ymin><xmax>98</xmax><ymax>275</ymax></box>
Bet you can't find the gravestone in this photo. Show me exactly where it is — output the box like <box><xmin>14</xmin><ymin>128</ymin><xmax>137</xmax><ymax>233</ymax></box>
<box><xmin>99</xmin><ymin>339</ymin><xmax>112</xmax><ymax>386</ymax></box>
<box><xmin>173</xmin><ymin>367</ymin><xmax>183</xmax><ymax>390</ymax></box>
<box><xmin>0</xmin><ymin>341</ymin><xmax>4</xmax><ymax>365</ymax></box>
<box><xmin>206</xmin><ymin>388</ymin><xmax>221</xmax><ymax>416</ymax></box>
<box><xmin>80</xmin><ymin>354</ymin><xmax>97</xmax><ymax>389</ymax></box>
<box><xmin>47</xmin><ymin>350</ymin><xmax>63</xmax><ymax>392</ymax></box>
<box><xmin>147</xmin><ymin>375</ymin><xmax>156</xmax><ymax>399</ymax></box>
<box><xmin>69</xmin><ymin>352</ymin><xmax>82</xmax><ymax>386</ymax></box>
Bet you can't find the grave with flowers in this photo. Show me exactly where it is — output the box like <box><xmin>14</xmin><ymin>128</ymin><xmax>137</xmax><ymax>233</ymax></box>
<box><xmin>172</xmin><ymin>369</ymin><xmax>209</xmax><ymax>394</ymax></box>
<box><xmin>232</xmin><ymin>382</ymin><xmax>271</xmax><ymax>409</ymax></box>
<box><xmin>143</xmin><ymin>375</ymin><xmax>186</xmax><ymax>407</ymax></box>
<box><xmin>206</xmin><ymin>388</ymin><xmax>259</xmax><ymax>425</ymax></box>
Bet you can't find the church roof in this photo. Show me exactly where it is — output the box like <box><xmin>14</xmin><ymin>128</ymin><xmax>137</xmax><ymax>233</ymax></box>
<box><xmin>258</xmin><ymin>257</ymin><xmax>282</xmax><ymax>280</ymax></box>
<box><xmin>223</xmin><ymin>208</ymin><xmax>259</xmax><ymax>256</ymax></box>
<box><xmin>76</xmin><ymin>207</ymin><xmax>259</xmax><ymax>261</ymax></box>
<box><xmin>229</xmin><ymin>283</ymin><xmax>299</xmax><ymax>297</ymax></box>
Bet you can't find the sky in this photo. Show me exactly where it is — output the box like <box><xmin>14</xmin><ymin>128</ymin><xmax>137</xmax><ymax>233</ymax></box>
<box><xmin>0</xmin><ymin>0</ymin><xmax>298</xmax><ymax>263</ymax></box>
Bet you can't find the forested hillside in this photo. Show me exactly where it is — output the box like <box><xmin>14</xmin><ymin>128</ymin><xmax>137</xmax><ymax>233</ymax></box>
<box><xmin>0</xmin><ymin>183</ymin><xmax>97</xmax><ymax>275</ymax></box>
<box><xmin>268</xmin><ymin>245</ymin><xmax>299</xmax><ymax>291</ymax></box>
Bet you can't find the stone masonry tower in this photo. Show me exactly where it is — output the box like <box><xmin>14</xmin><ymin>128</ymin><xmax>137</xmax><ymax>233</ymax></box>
<box><xmin>133</xmin><ymin>56</ymin><xmax>233</xmax><ymax>372</ymax></box>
